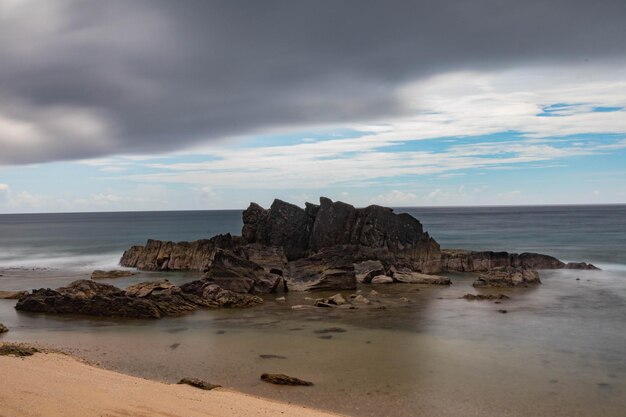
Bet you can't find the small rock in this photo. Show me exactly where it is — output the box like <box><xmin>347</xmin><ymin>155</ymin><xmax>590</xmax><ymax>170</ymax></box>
<box><xmin>275</xmin><ymin>296</ymin><xmax>286</xmax><ymax>302</ymax></box>
<box><xmin>260</xmin><ymin>354</ymin><xmax>287</xmax><ymax>359</ymax></box>
<box><xmin>178</xmin><ymin>378</ymin><xmax>221</xmax><ymax>390</ymax></box>
<box><xmin>352</xmin><ymin>294</ymin><xmax>370</xmax><ymax>304</ymax></box>
<box><xmin>291</xmin><ymin>304</ymin><xmax>315</xmax><ymax>310</ymax></box>
<box><xmin>260</xmin><ymin>373</ymin><xmax>314</xmax><ymax>386</ymax></box>
<box><xmin>313</xmin><ymin>300</ymin><xmax>336</xmax><ymax>308</ymax></box>
<box><xmin>327</xmin><ymin>293</ymin><xmax>347</xmax><ymax>305</ymax></box>
<box><xmin>313</xmin><ymin>327</ymin><xmax>347</xmax><ymax>334</ymax></box>
<box><xmin>169</xmin><ymin>343</ymin><xmax>180</xmax><ymax>350</ymax></box>
<box><xmin>461</xmin><ymin>293</ymin><xmax>510</xmax><ymax>301</ymax></box>
<box><xmin>371</xmin><ymin>275</ymin><xmax>394</xmax><ymax>284</ymax></box>
<box><xmin>90</xmin><ymin>270</ymin><xmax>137</xmax><ymax>280</ymax></box>
<box><xmin>369</xmin><ymin>290</ymin><xmax>380</xmax><ymax>296</ymax></box>
<box><xmin>497</xmin><ymin>309</ymin><xmax>508</xmax><ymax>314</ymax></box>
<box><xmin>0</xmin><ymin>323</ymin><xmax>8</xmax><ymax>333</ymax></box>
<box><xmin>399</xmin><ymin>297</ymin><xmax>410</xmax><ymax>303</ymax></box>
<box><xmin>318</xmin><ymin>335</ymin><xmax>333</xmax><ymax>339</ymax></box>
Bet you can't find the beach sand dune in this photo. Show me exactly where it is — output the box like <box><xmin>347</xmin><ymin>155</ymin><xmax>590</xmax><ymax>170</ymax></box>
<box><xmin>0</xmin><ymin>351</ymin><xmax>343</xmax><ymax>417</ymax></box>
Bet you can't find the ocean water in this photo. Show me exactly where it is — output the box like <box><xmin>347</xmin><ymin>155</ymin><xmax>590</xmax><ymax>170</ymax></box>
<box><xmin>1</xmin><ymin>205</ymin><xmax>625</xmax><ymax>417</ymax></box>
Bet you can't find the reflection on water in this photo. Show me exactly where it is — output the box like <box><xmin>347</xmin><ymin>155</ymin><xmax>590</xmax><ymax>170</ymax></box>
<box><xmin>1</xmin><ymin>268</ymin><xmax>625</xmax><ymax>417</ymax></box>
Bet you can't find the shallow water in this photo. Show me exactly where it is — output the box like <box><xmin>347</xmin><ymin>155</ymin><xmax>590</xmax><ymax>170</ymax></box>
<box><xmin>1</xmin><ymin>205</ymin><xmax>625</xmax><ymax>416</ymax></box>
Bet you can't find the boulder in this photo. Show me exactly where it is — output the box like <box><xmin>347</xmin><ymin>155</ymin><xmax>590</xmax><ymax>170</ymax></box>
<box><xmin>91</xmin><ymin>270</ymin><xmax>137</xmax><ymax>279</ymax></box>
<box><xmin>285</xmin><ymin>247</ymin><xmax>357</xmax><ymax>291</ymax></box>
<box><xmin>260</xmin><ymin>373</ymin><xmax>313</xmax><ymax>386</ymax></box>
<box><xmin>392</xmin><ymin>271</ymin><xmax>451</xmax><ymax>285</ymax></box>
<box><xmin>473</xmin><ymin>266</ymin><xmax>541</xmax><ymax>287</ymax></box>
<box><xmin>0</xmin><ymin>290</ymin><xmax>28</xmax><ymax>299</ymax></box>
<box><xmin>354</xmin><ymin>260</ymin><xmax>385</xmax><ymax>283</ymax></box>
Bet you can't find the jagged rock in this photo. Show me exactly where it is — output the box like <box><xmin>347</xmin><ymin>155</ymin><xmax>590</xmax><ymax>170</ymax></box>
<box><xmin>260</xmin><ymin>373</ymin><xmax>313</xmax><ymax>386</ymax></box>
<box><xmin>371</xmin><ymin>275</ymin><xmax>394</xmax><ymax>284</ymax></box>
<box><xmin>202</xmin><ymin>249</ymin><xmax>283</xmax><ymax>294</ymax></box>
<box><xmin>392</xmin><ymin>271</ymin><xmax>451</xmax><ymax>285</ymax></box>
<box><xmin>178</xmin><ymin>378</ymin><xmax>221</xmax><ymax>390</ymax></box>
<box><xmin>0</xmin><ymin>290</ymin><xmax>28</xmax><ymax>299</ymax></box>
<box><xmin>91</xmin><ymin>270</ymin><xmax>137</xmax><ymax>279</ymax></box>
<box><xmin>237</xmin><ymin>244</ymin><xmax>287</xmax><ymax>273</ymax></box>
<box><xmin>0</xmin><ymin>323</ymin><xmax>8</xmax><ymax>333</ymax></box>
<box><xmin>179</xmin><ymin>281</ymin><xmax>263</xmax><ymax>308</ymax></box>
<box><xmin>437</xmin><ymin>250</ymin><xmax>598</xmax><ymax>272</ymax></box>
<box><xmin>354</xmin><ymin>260</ymin><xmax>385</xmax><ymax>283</ymax></box>
<box><xmin>243</xmin><ymin>199</ymin><xmax>314</xmax><ymax>260</ymax></box>
<box><xmin>461</xmin><ymin>293</ymin><xmax>510</xmax><ymax>300</ymax></box>
<box><xmin>564</xmin><ymin>262</ymin><xmax>599</xmax><ymax>270</ymax></box>
<box><xmin>351</xmin><ymin>294</ymin><xmax>370</xmax><ymax>304</ymax></box>
<box><xmin>473</xmin><ymin>267</ymin><xmax>541</xmax><ymax>287</ymax></box>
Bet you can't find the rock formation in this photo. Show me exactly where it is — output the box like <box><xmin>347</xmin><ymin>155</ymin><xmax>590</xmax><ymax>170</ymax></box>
<box><xmin>119</xmin><ymin>197</ymin><xmax>598</xmax><ymax>294</ymax></box>
<box><xmin>473</xmin><ymin>266</ymin><xmax>542</xmax><ymax>287</ymax></box>
<box><xmin>15</xmin><ymin>279</ymin><xmax>262</xmax><ymax>319</ymax></box>
<box><xmin>0</xmin><ymin>290</ymin><xmax>28</xmax><ymax>299</ymax></box>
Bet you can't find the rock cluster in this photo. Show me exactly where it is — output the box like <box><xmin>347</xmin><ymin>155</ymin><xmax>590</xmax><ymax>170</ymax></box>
<box><xmin>473</xmin><ymin>266</ymin><xmax>542</xmax><ymax>287</ymax></box>
<box><xmin>15</xmin><ymin>279</ymin><xmax>262</xmax><ymax>319</ymax></box>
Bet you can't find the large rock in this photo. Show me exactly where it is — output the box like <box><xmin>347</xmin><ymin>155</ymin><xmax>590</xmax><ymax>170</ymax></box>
<box><xmin>436</xmin><ymin>250</ymin><xmax>598</xmax><ymax>272</ymax></box>
<box><xmin>242</xmin><ymin>199</ymin><xmax>314</xmax><ymax>260</ymax></box>
<box><xmin>285</xmin><ymin>248</ymin><xmax>357</xmax><ymax>291</ymax></box>
<box><xmin>203</xmin><ymin>249</ymin><xmax>283</xmax><ymax>294</ymax></box>
<box><xmin>15</xmin><ymin>279</ymin><xmax>263</xmax><ymax>319</ymax></box>
<box><xmin>473</xmin><ymin>266</ymin><xmax>541</xmax><ymax>287</ymax></box>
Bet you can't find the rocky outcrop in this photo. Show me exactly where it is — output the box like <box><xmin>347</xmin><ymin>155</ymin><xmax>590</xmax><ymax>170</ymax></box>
<box><xmin>473</xmin><ymin>266</ymin><xmax>541</xmax><ymax>287</ymax></box>
<box><xmin>0</xmin><ymin>290</ymin><xmax>28</xmax><ymax>299</ymax></box>
<box><xmin>119</xmin><ymin>197</ymin><xmax>598</xmax><ymax>293</ymax></box>
<box><xmin>91</xmin><ymin>270</ymin><xmax>137</xmax><ymax>279</ymax></box>
<box><xmin>15</xmin><ymin>279</ymin><xmax>262</xmax><ymax>319</ymax></box>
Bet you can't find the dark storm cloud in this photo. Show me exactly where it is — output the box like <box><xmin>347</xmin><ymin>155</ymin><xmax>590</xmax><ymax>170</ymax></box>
<box><xmin>1</xmin><ymin>0</ymin><xmax>625</xmax><ymax>164</ymax></box>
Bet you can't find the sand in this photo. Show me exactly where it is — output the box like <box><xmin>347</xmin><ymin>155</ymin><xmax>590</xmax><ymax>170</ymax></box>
<box><xmin>0</xmin><ymin>349</ymin><xmax>343</xmax><ymax>417</ymax></box>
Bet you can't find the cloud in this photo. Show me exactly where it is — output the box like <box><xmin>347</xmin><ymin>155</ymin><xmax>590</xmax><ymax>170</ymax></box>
<box><xmin>1</xmin><ymin>0</ymin><xmax>626</xmax><ymax>164</ymax></box>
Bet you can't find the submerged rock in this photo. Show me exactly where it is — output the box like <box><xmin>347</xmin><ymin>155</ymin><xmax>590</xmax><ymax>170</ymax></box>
<box><xmin>260</xmin><ymin>373</ymin><xmax>314</xmax><ymax>386</ymax></box>
<box><xmin>0</xmin><ymin>323</ymin><xmax>8</xmax><ymax>333</ymax></box>
<box><xmin>461</xmin><ymin>293</ymin><xmax>510</xmax><ymax>300</ymax></box>
<box><xmin>177</xmin><ymin>378</ymin><xmax>221</xmax><ymax>390</ymax></box>
<box><xmin>392</xmin><ymin>270</ymin><xmax>451</xmax><ymax>285</ymax></box>
<box><xmin>0</xmin><ymin>343</ymin><xmax>38</xmax><ymax>356</ymax></box>
<box><xmin>473</xmin><ymin>267</ymin><xmax>541</xmax><ymax>287</ymax></box>
<box><xmin>90</xmin><ymin>270</ymin><xmax>137</xmax><ymax>279</ymax></box>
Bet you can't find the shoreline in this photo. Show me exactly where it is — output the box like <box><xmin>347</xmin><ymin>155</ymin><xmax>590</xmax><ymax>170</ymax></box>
<box><xmin>0</xmin><ymin>343</ymin><xmax>344</xmax><ymax>417</ymax></box>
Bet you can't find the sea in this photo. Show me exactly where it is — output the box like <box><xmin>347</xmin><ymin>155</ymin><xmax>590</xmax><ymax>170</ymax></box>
<box><xmin>1</xmin><ymin>205</ymin><xmax>625</xmax><ymax>417</ymax></box>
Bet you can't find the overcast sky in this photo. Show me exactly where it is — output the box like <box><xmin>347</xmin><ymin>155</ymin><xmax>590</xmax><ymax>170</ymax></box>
<box><xmin>1</xmin><ymin>0</ymin><xmax>626</xmax><ymax>212</ymax></box>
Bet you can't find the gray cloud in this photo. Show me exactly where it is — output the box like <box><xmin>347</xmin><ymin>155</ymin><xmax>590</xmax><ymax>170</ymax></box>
<box><xmin>1</xmin><ymin>0</ymin><xmax>625</xmax><ymax>164</ymax></box>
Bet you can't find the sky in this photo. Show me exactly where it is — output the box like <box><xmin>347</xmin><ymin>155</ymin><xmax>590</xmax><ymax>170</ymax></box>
<box><xmin>1</xmin><ymin>0</ymin><xmax>626</xmax><ymax>213</ymax></box>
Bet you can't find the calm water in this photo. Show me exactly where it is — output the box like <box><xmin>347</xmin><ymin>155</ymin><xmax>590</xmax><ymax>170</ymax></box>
<box><xmin>1</xmin><ymin>205</ymin><xmax>625</xmax><ymax>417</ymax></box>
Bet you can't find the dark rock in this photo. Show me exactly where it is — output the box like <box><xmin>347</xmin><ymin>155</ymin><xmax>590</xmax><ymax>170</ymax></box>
<box><xmin>285</xmin><ymin>248</ymin><xmax>357</xmax><ymax>291</ymax></box>
<box><xmin>318</xmin><ymin>335</ymin><xmax>333</xmax><ymax>339</ymax></box>
<box><xmin>498</xmin><ymin>309</ymin><xmax>508</xmax><ymax>314</ymax></box>
<box><xmin>177</xmin><ymin>378</ymin><xmax>221</xmax><ymax>390</ymax></box>
<box><xmin>473</xmin><ymin>267</ymin><xmax>541</xmax><ymax>287</ymax></box>
<box><xmin>260</xmin><ymin>373</ymin><xmax>314</xmax><ymax>386</ymax></box>
<box><xmin>202</xmin><ymin>249</ymin><xmax>282</xmax><ymax>294</ymax></box>
<box><xmin>0</xmin><ymin>290</ymin><xmax>29</xmax><ymax>299</ymax></box>
<box><xmin>91</xmin><ymin>270</ymin><xmax>137</xmax><ymax>279</ymax></box>
<box><xmin>259</xmin><ymin>354</ymin><xmax>287</xmax><ymax>359</ymax></box>
<box><xmin>461</xmin><ymin>293</ymin><xmax>510</xmax><ymax>300</ymax></box>
<box><xmin>0</xmin><ymin>343</ymin><xmax>38</xmax><ymax>356</ymax></box>
<box><xmin>0</xmin><ymin>323</ymin><xmax>8</xmax><ymax>333</ymax></box>
<box><xmin>16</xmin><ymin>279</ymin><xmax>262</xmax><ymax>319</ymax></box>
<box><xmin>169</xmin><ymin>343</ymin><xmax>180</xmax><ymax>350</ymax></box>
<box><xmin>313</xmin><ymin>327</ymin><xmax>347</xmax><ymax>334</ymax></box>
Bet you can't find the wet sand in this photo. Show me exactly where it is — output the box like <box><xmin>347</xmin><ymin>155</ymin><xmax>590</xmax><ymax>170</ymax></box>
<box><xmin>0</xmin><ymin>348</ymin><xmax>343</xmax><ymax>417</ymax></box>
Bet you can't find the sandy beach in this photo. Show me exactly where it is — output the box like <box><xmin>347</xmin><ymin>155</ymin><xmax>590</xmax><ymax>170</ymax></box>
<box><xmin>0</xmin><ymin>346</ymin><xmax>343</xmax><ymax>417</ymax></box>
